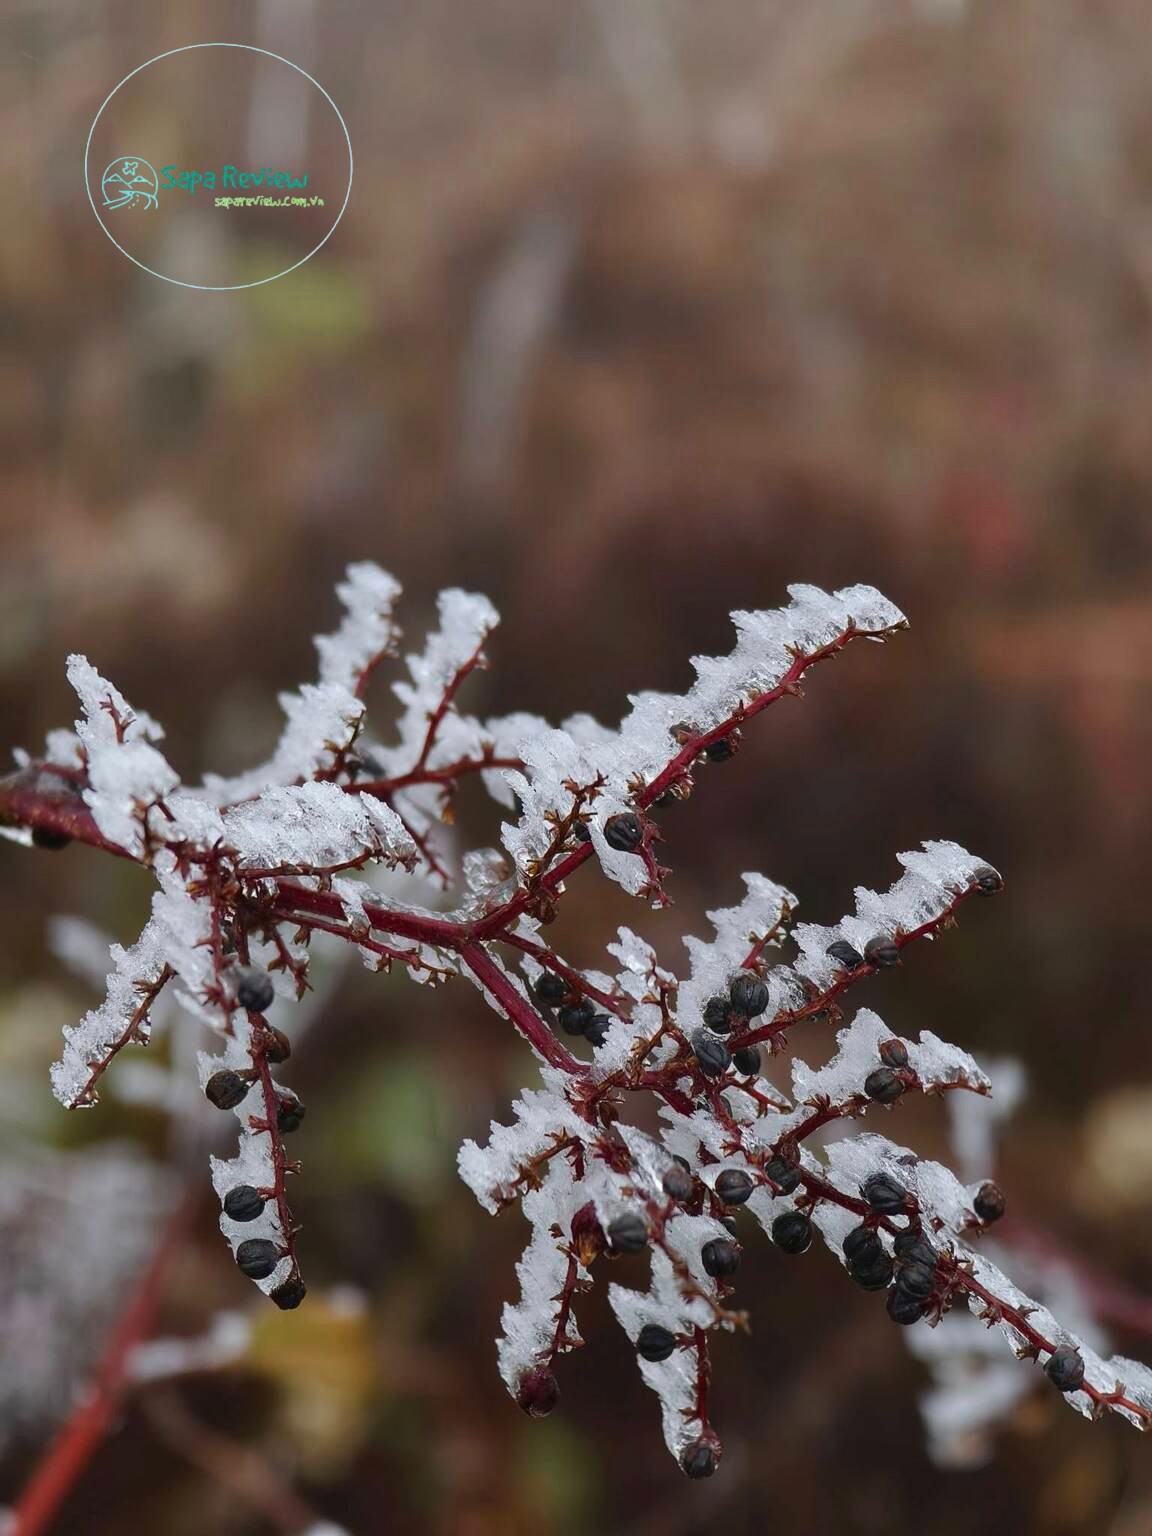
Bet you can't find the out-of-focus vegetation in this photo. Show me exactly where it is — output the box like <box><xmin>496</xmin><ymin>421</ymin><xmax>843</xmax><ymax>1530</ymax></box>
<box><xmin>1</xmin><ymin>1</ymin><xmax>1151</xmax><ymax>1531</ymax></box>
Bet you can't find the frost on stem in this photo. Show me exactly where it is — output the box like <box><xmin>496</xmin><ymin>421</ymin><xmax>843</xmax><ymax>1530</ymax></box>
<box><xmin>2</xmin><ymin>564</ymin><xmax>1150</xmax><ymax>1471</ymax></box>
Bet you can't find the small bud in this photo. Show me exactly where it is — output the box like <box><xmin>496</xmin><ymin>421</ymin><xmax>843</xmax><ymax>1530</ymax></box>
<box><xmin>732</xmin><ymin>1044</ymin><xmax>762</xmax><ymax>1077</ymax></box>
<box><xmin>662</xmin><ymin>1163</ymin><xmax>695</xmax><ymax>1203</ymax></box>
<box><xmin>826</xmin><ymin>939</ymin><xmax>863</xmax><ymax>971</ymax></box>
<box><xmin>973</xmin><ymin>1181</ymin><xmax>1006</xmax><ymax>1224</ymax></box>
<box><xmin>222</xmin><ymin>1185</ymin><xmax>266</xmax><ymax>1222</ymax></box>
<box><xmin>603</xmin><ymin>812</ymin><xmax>644</xmax><ymax>852</ymax></box>
<box><xmin>864</xmin><ymin>1068</ymin><xmax>906</xmax><ymax>1105</ymax></box>
<box><xmin>764</xmin><ymin>1156</ymin><xmax>801</xmax><ymax>1195</ymax></box>
<box><xmin>534</xmin><ymin>971</ymin><xmax>569</xmax><ymax>1006</ymax></box>
<box><xmin>557</xmin><ymin>998</ymin><xmax>595</xmax><ymax>1036</ymax></box>
<box><xmin>607</xmin><ymin>1213</ymin><xmax>649</xmax><ymax>1254</ymax></box>
<box><xmin>570</xmin><ymin>1203</ymin><xmax>607</xmax><ymax>1264</ymax></box>
<box><xmin>270</xmin><ymin>1274</ymin><xmax>307</xmax><ymax>1310</ymax></box>
<box><xmin>972</xmin><ymin>864</ymin><xmax>1004</xmax><ymax>896</ymax></box>
<box><xmin>636</xmin><ymin>1324</ymin><xmax>678</xmax><ymax>1362</ymax></box>
<box><xmin>886</xmin><ymin>1286</ymin><xmax>928</xmax><ymax>1325</ymax></box>
<box><xmin>691</xmin><ymin>1029</ymin><xmax>731</xmax><ymax>1078</ymax></box>
<box><xmin>863</xmin><ymin>936</ymin><xmax>900</xmax><ymax>969</ymax></box>
<box><xmin>702</xmin><ymin>995</ymin><xmax>735</xmax><ymax>1033</ymax></box>
<box><xmin>878</xmin><ymin>1038</ymin><xmax>909</xmax><ymax>1069</ymax></box>
<box><xmin>276</xmin><ymin>1095</ymin><xmax>306</xmax><ymax>1134</ymax></box>
<box><xmin>771</xmin><ymin>1210</ymin><xmax>812</xmax><ymax>1255</ymax></box>
<box><xmin>235</xmin><ymin>1238</ymin><xmax>280</xmax><ymax>1280</ymax></box>
<box><xmin>729</xmin><ymin>971</ymin><xmax>769</xmax><ymax>1018</ymax></box>
<box><xmin>584</xmin><ymin>1014</ymin><xmax>611</xmax><ymax>1048</ymax></box>
<box><xmin>234</xmin><ymin>967</ymin><xmax>275</xmax><ymax>1013</ymax></box>
<box><xmin>263</xmin><ymin>1026</ymin><xmax>292</xmax><ymax>1064</ymax></box>
<box><xmin>31</xmin><ymin>825</ymin><xmax>73</xmax><ymax>850</ymax></box>
<box><xmin>681</xmin><ymin>1440</ymin><xmax>718</xmax><ymax>1479</ymax></box>
<box><xmin>1045</xmin><ymin>1345</ymin><xmax>1085</xmax><ymax>1393</ymax></box>
<box><xmin>715</xmin><ymin>1169</ymin><xmax>755</xmax><ymax>1206</ymax></box>
<box><xmin>205</xmin><ymin>1070</ymin><xmax>252</xmax><ymax>1111</ymax></box>
<box><xmin>701</xmin><ymin>1237</ymin><xmax>741</xmax><ymax>1278</ymax></box>
<box><xmin>517</xmin><ymin>1366</ymin><xmax>560</xmax><ymax>1417</ymax></box>
<box><xmin>862</xmin><ymin>1172</ymin><xmax>908</xmax><ymax>1214</ymax></box>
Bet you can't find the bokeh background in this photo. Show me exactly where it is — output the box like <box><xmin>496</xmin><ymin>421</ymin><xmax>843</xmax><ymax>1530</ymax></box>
<box><xmin>2</xmin><ymin>0</ymin><xmax>1152</xmax><ymax>1531</ymax></box>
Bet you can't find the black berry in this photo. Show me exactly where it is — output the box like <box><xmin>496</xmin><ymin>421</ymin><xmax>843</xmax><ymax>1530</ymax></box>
<box><xmin>681</xmin><ymin>1440</ymin><xmax>718</xmax><ymax>1479</ymax></box>
<box><xmin>849</xmin><ymin>1253</ymin><xmax>894</xmax><ymax>1291</ymax></box>
<box><xmin>584</xmin><ymin>1014</ymin><xmax>611</xmax><ymax>1048</ymax></box>
<box><xmin>878</xmin><ymin>1038</ymin><xmax>909</xmax><ymax>1069</ymax></box>
<box><xmin>732</xmin><ymin>1045</ymin><xmax>762</xmax><ymax>1077</ymax></box>
<box><xmin>270</xmin><ymin>1274</ymin><xmax>307</xmax><ymax>1310</ymax></box>
<box><xmin>607</xmin><ymin>1213</ymin><xmax>649</xmax><ymax>1253</ymax></box>
<box><xmin>729</xmin><ymin>971</ymin><xmax>770</xmax><ymax>1018</ymax></box>
<box><xmin>702</xmin><ymin>995</ymin><xmax>734</xmax><ymax>1033</ymax></box>
<box><xmin>558</xmin><ymin>998</ymin><xmax>595</xmax><ymax>1035</ymax></box>
<box><xmin>973</xmin><ymin>1181</ymin><xmax>1006</xmax><ymax>1224</ymax></box>
<box><xmin>843</xmin><ymin>1225</ymin><xmax>882</xmax><ymax>1265</ymax></box>
<box><xmin>205</xmin><ymin>1070</ymin><xmax>252</xmax><ymax>1111</ymax></box>
<box><xmin>826</xmin><ymin>939</ymin><xmax>863</xmax><ymax>971</ymax></box>
<box><xmin>1045</xmin><ymin>1345</ymin><xmax>1085</xmax><ymax>1393</ymax></box>
<box><xmin>863</xmin><ymin>935</ymin><xmax>900</xmax><ymax>969</ymax></box>
<box><xmin>862</xmin><ymin>1172</ymin><xmax>908</xmax><ymax>1214</ymax></box>
<box><xmin>701</xmin><ymin>1237</ymin><xmax>741</xmax><ymax>1278</ymax></box>
<box><xmin>235</xmin><ymin>967</ymin><xmax>275</xmax><ymax>1013</ymax></box>
<box><xmin>895</xmin><ymin>1260</ymin><xmax>936</xmax><ymax>1300</ymax></box>
<box><xmin>972</xmin><ymin>864</ymin><xmax>1004</xmax><ymax>896</ymax></box>
<box><xmin>603</xmin><ymin>812</ymin><xmax>644</xmax><ymax>852</ymax></box>
<box><xmin>886</xmin><ymin>1286</ymin><xmax>928</xmax><ymax>1325</ymax></box>
<box><xmin>771</xmin><ymin>1210</ymin><xmax>812</xmax><ymax>1254</ymax></box>
<box><xmin>636</xmin><ymin>1324</ymin><xmax>678</xmax><ymax>1362</ymax></box>
<box><xmin>864</xmin><ymin>1068</ymin><xmax>906</xmax><ymax>1104</ymax></box>
<box><xmin>893</xmin><ymin>1230</ymin><xmax>937</xmax><ymax>1267</ymax></box>
<box><xmin>517</xmin><ymin>1366</ymin><xmax>560</xmax><ymax>1417</ymax></box>
<box><xmin>235</xmin><ymin>1238</ymin><xmax>280</xmax><ymax>1280</ymax></box>
<box><xmin>691</xmin><ymin>1030</ymin><xmax>731</xmax><ymax>1078</ymax></box>
<box><xmin>222</xmin><ymin>1185</ymin><xmax>266</xmax><ymax>1222</ymax></box>
<box><xmin>662</xmin><ymin>1163</ymin><xmax>695</xmax><ymax>1203</ymax></box>
<box><xmin>276</xmin><ymin>1095</ymin><xmax>306</xmax><ymax>1134</ymax></box>
<box><xmin>534</xmin><ymin>971</ymin><xmax>569</xmax><ymax>1006</ymax></box>
<box><xmin>765</xmin><ymin>1157</ymin><xmax>801</xmax><ymax>1195</ymax></box>
<box><xmin>31</xmin><ymin>826</ymin><xmax>72</xmax><ymax>850</ymax></box>
<box><xmin>704</xmin><ymin>735</ymin><xmax>737</xmax><ymax>762</ymax></box>
<box><xmin>715</xmin><ymin>1169</ymin><xmax>755</xmax><ymax>1206</ymax></box>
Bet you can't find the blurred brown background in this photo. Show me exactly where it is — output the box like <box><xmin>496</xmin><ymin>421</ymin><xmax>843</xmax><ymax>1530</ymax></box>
<box><xmin>2</xmin><ymin>0</ymin><xmax>1152</xmax><ymax>1532</ymax></box>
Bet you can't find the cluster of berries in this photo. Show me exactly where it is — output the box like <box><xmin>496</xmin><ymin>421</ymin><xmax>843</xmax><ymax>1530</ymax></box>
<box><xmin>202</xmin><ymin>965</ymin><xmax>306</xmax><ymax>1309</ymax></box>
<box><xmin>690</xmin><ymin>971</ymin><xmax>768</xmax><ymax>1080</ymax></box>
<box><xmin>532</xmin><ymin>971</ymin><xmax>611</xmax><ymax>1048</ymax></box>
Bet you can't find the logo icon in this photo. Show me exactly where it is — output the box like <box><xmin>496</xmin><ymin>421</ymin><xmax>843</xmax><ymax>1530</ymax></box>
<box><xmin>100</xmin><ymin>156</ymin><xmax>159</xmax><ymax>210</ymax></box>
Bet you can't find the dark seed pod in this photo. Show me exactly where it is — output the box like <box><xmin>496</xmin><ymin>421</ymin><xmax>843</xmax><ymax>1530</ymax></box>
<box><xmin>771</xmin><ymin>1210</ymin><xmax>812</xmax><ymax>1255</ymax></box>
<box><xmin>849</xmin><ymin>1253</ymin><xmax>895</xmax><ymax>1291</ymax></box>
<box><xmin>517</xmin><ymin>1366</ymin><xmax>560</xmax><ymax>1417</ymax></box>
<box><xmin>270</xmin><ymin>1274</ymin><xmax>307</xmax><ymax>1310</ymax></box>
<box><xmin>222</xmin><ymin>1185</ymin><xmax>266</xmax><ymax>1222</ymax></box>
<box><xmin>704</xmin><ymin>735</ymin><xmax>737</xmax><ymax>763</ymax></box>
<box><xmin>862</xmin><ymin>1172</ymin><xmax>908</xmax><ymax>1214</ymax></box>
<box><xmin>534</xmin><ymin>971</ymin><xmax>569</xmax><ymax>1006</ymax></box>
<box><xmin>893</xmin><ymin>1230</ymin><xmax>937</xmax><ymax>1268</ymax></box>
<box><xmin>584</xmin><ymin>1014</ymin><xmax>611</xmax><ymax>1048</ymax></box>
<box><xmin>732</xmin><ymin>1045</ymin><xmax>762</xmax><ymax>1077</ymax></box>
<box><xmin>702</xmin><ymin>994</ymin><xmax>734</xmax><ymax>1033</ymax></box>
<box><xmin>558</xmin><ymin>998</ymin><xmax>595</xmax><ymax>1036</ymax></box>
<box><xmin>31</xmin><ymin>825</ymin><xmax>73</xmax><ymax>850</ymax></box>
<box><xmin>572</xmin><ymin>821</ymin><xmax>591</xmax><ymax>843</ymax></box>
<box><xmin>263</xmin><ymin>1026</ymin><xmax>292</xmax><ymax>1064</ymax></box>
<box><xmin>973</xmin><ymin>1181</ymin><xmax>1006</xmax><ymax>1224</ymax></box>
<box><xmin>715</xmin><ymin>1169</ymin><xmax>755</xmax><ymax>1206</ymax></box>
<box><xmin>701</xmin><ymin>1237</ymin><xmax>741</xmax><ymax>1278</ymax></box>
<box><xmin>607</xmin><ymin>1213</ymin><xmax>649</xmax><ymax>1254</ymax></box>
<box><xmin>864</xmin><ymin>1068</ymin><xmax>906</xmax><ymax>1104</ymax></box>
<box><xmin>205</xmin><ymin>1070</ymin><xmax>252</xmax><ymax>1111</ymax></box>
<box><xmin>662</xmin><ymin>1163</ymin><xmax>695</xmax><ymax>1203</ymax></box>
<box><xmin>691</xmin><ymin>1029</ymin><xmax>731</xmax><ymax>1078</ymax></box>
<box><xmin>972</xmin><ymin>864</ymin><xmax>1004</xmax><ymax>896</ymax></box>
<box><xmin>603</xmin><ymin>812</ymin><xmax>644</xmax><ymax>853</ymax></box>
<box><xmin>234</xmin><ymin>967</ymin><xmax>275</xmax><ymax>1013</ymax></box>
<box><xmin>235</xmin><ymin>1238</ymin><xmax>280</xmax><ymax>1280</ymax></box>
<box><xmin>826</xmin><ymin>938</ymin><xmax>864</xmax><ymax>971</ymax></box>
<box><xmin>1045</xmin><ymin>1345</ymin><xmax>1085</xmax><ymax>1393</ymax></box>
<box><xmin>896</xmin><ymin>1261</ymin><xmax>936</xmax><ymax>1300</ymax></box>
<box><xmin>887</xmin><ymin>1286</ymin><xmax>928</xmax><ymax>1325</ymax></box>
<box><xmin>636</xmin><ymin>1324</ymin><xmax>678</xmax><ymax>1363</ymax></box>
<box><xmin>878</xmin><ymin>1038</ymin><xmax>909</xmax><ymax>1069</ymax></box>
<box><xmin>843</xmin><ymin>1225</ymin><xmax>882</xmax><ymax>1265</ymax></box>
<box><xmin>276</xmin><ymin>1095</ymin><xmax>306</xmax><ymax>1134</ymax></box>
<box><xmin>729</xmin><ymin>971</ymin><xmax>770</xmax><ymax>1018</ymax></box>
<box><xmin>863</xmin><ymin>935</ymin><xmax>901</xmax><ymax>968</ymax></box>
<box><xmin>681</xmin><ymin>1440</ymin><xmax>718</xmax><ymax>1479</ymax></box>
<box><xmin>765</xmin><ymin>1157</ymin><xmax>801</xmax><ymax>1195</ymax></box>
